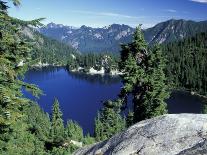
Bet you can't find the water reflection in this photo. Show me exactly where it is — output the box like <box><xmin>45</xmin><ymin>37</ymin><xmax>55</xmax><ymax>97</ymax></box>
<box><xmin>68</xmin><ymin>71</ymin><xmax>121</xmax><ymax>85</ymax></box>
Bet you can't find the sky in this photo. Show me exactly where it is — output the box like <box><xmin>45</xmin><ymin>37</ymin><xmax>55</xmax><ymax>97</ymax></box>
<box><xmin>8</xmin><ymin>0</ymin><xmax>207</xmax><ymax>28</ymax></box>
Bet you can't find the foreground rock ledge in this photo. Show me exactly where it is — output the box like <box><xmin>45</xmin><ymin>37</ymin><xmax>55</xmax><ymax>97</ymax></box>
<box><xmin>74</xmin><ymin>114</ymin><xmax>207</xmax><ymax>155</ymax></box>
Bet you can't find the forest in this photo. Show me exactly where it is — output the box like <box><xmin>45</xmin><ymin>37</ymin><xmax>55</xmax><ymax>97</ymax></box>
<box><xmin>66</xmin><ymin>52</ymin><xmax>119</xmax><ymax>73</ymax></box>
<box><xmin>1</xmin><ymin>0</ymin><xmax>207</xmax><ymax>155</ymax></box>
<box><xmin>162</xmin><ymin>32</ymin><xmax>207</xmax><ymax>95</ymax></box>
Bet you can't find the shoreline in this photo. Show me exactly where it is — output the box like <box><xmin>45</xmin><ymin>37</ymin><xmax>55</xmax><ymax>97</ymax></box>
<box><xmin>31</xmin><ymin>65</ymin><xmax>122</xmax><ymax>76</ymax></box>
<box><xmin>69</xmin><ymin>67</ymin><xmax>123</xmax><ymax>76</ymax></box>
<box><xmin>174</xmin><ymin>88</ymin><xmax>207</xmax><ymax>102</ymax></box>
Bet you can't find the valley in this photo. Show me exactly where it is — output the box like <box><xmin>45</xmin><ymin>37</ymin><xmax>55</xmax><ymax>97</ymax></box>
<box><xmin>1</xmin><ymin>0</ymin><xmax>207</xmax><ymax>154</ymax></box>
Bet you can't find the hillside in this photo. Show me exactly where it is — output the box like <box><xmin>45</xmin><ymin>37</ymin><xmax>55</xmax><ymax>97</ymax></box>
<box><xmin>144</xmin><ymin>19</ymin><xmax>207</xmax><ymax>44</ymax></box>
<box><xmin>22</xmin><ymin>27</ymin><xmax>77</xmax><ymax>65</ymax></box>
<box><xmin>39</xmin><ymin>19</ymin><xmax>207</xmax><ymax>53</ymax></box>
<box><xmin>163</xmin><ymin>31</ymin><xmax>207</xmax><ymax>95</ymax></box>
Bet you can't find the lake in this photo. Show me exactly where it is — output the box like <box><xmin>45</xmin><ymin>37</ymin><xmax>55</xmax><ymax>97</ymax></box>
<box><xmin>23</xmin><ymin>67</ymin><xmax>206</xmax><ymax>134</ymax></box>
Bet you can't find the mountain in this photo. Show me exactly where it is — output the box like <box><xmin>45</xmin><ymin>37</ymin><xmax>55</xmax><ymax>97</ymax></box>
<box><xmin>39</xmin><ymin>19</ymin><xmax>207</xmax><ymax>53</ymax></box>
<box><xmin>144</xmin><ymin>19</ymin><xmax>207</xmax><ymax>44</ymax></box>
<box><xmin>39</xmin><ymin>23</ymin><xmax>134</xmax><ymax>53</ymax></box>
<box><xmin>21</xmin><ymin>27</ymin><xmax>77</xmax><ymax>65</ymax></box>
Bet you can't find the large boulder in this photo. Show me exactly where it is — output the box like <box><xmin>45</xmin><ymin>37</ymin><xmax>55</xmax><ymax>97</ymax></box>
<box><xmin>74</xmin><ymin>114</ymin><xmax>207</xmax><ymax>155</ymax></box>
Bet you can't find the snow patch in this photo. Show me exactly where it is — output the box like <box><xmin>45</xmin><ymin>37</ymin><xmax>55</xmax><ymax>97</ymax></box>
<box><xmin>89</xmin><ymin>67</ymin><xmax>105</xmax><ymax>75</ymax></box>
<box><xmin>159</xmin><ymin>37</ymin><xmax>166</xmax><ymax>44</ymax></box>
<box><xmin>94</xmin><ymin>33</ymin><xmax>103</xmax><ymax>39</ymax></box>
<box><xmin>110</xmin><ymin>69</ymin><xmax>123</xmax><ymax>76</ymax></box>
<box><xmin>33</xmin><ymin>61</ymin><xmax>49</xmax><ymax>67</ymax></box>
<box><xmin>71</xmin><ymin>41</ymin><xmax>79</xmax><ymax>49</ymax></box>
<box><xmin>61</xmin><ymin>36</ymin><xmax>67</xmax><ymax>40</ymax></box>
<box><xmin>17</xmin><ymin>60</ymin><xmax>24</xmax><ymax>67</ymax></box>
<box><xmin>71</xmin><ymin>54</ymin><xmax>76</xmax><ymax>59</ymax></box>
<box><xmin>67</xmin><ymin>30</ymin><xmax>73</xmax><ymax>34</ymax></box>
<box><xmin>115</xmin><ymin>31</ymin><xmax>128</xmax><ymax>40</ymax></box>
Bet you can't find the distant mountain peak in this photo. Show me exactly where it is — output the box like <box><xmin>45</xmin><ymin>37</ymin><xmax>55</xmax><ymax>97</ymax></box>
<box><xmin>39</xmin><ymin>19</ymin><xmax>207</xmax><ymax>53</ymax></box>
<box><xmin>45</xmin><ymin>22</ymin><xmax>78</xmax><ymax>29</ymax></box>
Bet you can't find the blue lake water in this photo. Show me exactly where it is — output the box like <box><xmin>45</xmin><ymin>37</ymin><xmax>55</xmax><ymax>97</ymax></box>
<box><xmin>23</xmin><ymin>67</ymin><xmax>205</xmax><ymax>134</ymax></box>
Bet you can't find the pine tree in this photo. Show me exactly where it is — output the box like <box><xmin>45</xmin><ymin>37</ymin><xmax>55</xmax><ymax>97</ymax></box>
<box><xmin>95</xmin><ymin>100</ymin><xmax>125</xmax><ymax>141</ymax></box>
<box><xmin>0</xmin><ymin>1</ymin><xmax>44</xmax><ymax>154</ymax></box>
<box><xmin>51</xmin><ymin>98</ymin><xmax>64</xmax><ymax>143</ymax></box>
<box><xmin>145</xmin><ymin>45</ymin><xmax>169</xmax><ymax>117</ymax></box>
<box><xmin>65</xmin><ymin>120</ymin><xmax>83</xmax><ymax>142</ymax></box>
<box><xmin>119</xmin><ymin>26</ymin><xmax>169</xmax><ymax>123</ymax></box>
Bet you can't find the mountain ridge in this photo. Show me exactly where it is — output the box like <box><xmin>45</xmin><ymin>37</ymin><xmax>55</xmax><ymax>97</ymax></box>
<box><xmin>39</xmin><ymin>19</ymin><xmax>207</xmax><ymax>53</ymax></box>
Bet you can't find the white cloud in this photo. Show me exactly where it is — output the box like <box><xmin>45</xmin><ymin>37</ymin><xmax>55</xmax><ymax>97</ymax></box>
<box><xmin>164</xmin><ymin>9</ymin><xmax>177</xmax><ymax>13</ymax></box>
<box><xmin>190</xmin><ymin>0</ymin><xmax>207</xmax><ymax>3</ymax></box>
<box><xmin>70</xmin><ymin>10</ymin><xmax>144</xmax><ymax>19</ymax></box>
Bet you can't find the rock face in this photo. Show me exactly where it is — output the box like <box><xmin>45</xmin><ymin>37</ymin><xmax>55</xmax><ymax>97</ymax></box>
<box><xmin>74</xmin><ymin>114</ymin><xmax>207</xmax><ymax>155</ymax></box>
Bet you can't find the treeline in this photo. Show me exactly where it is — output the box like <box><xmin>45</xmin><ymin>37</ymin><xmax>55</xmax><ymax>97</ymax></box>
<box><xmin>66</xmin><ymin>53</ymin><xmax>119</xmax><ymax>73</ymax></box>
<box><xmin>163</xmin><ymin>32</ymin><xmax>207</xmax><ymax>95</ymax></box>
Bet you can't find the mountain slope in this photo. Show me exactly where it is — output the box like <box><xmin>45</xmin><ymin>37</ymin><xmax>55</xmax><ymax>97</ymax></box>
<box><xmin>22</xmin><ymin>27</ymin><xmax>77</xmax><ymax>65</ymax></box>
<box><xmin>39</xmin><ymin>19</ymin><xmax>207</xmax><ymax>53</ymax></box>
<box><xmin>144</xmin><ymin>19</ymin><xmax>207</xmax><ymax>44</ymax></box>
<box><xmin>39</xmin><ymin>23</ymin><xmax>134</xmax><ymax>53</ymax></box>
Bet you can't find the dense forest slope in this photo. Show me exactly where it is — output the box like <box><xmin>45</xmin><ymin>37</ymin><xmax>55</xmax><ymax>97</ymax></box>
<box><xmin>163</xmin><ymin>31</ymin><xmax>207</xmax><ymax>95</ymax></box>
<box><xmin>39</xmin><ymin>19</ymin><xmax>207</xmax><ymax>53</ymax></box>
<box><xmin>22</xmin><ymin>27</ymin><xmax>77</xmax><ymax>65</ymax></box>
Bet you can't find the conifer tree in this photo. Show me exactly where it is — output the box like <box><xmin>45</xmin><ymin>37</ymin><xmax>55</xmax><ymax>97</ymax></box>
<box><xmin>65</xmin><ymin>120</ymin><xmax>83</xmax><ymax>142</ymax></box>
<box><xmin>0</xmin><ymin>1</ymin><xmax>44</xmax><ymax>154</ymax></box>
<box><xmin>119</xmin><ymin>26</ymin><xmax>169</xmax><ymax>123</ymax></box>
<box><xmin>51</xmin><ymin>98</ymin><xmax>64</xmax><ymax>143</ymax></box>
<box><xmin>95</xmin><ymin>100</ymin><xmax>125</xmax><ymax>141</ymax></box>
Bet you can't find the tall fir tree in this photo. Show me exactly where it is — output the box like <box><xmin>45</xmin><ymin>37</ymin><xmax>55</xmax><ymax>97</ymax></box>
<box><xmin>51</xmin><ymin>98</ymin><xmax>65</xmax><ymax>143</ymax></box>
<box><xmin>119</xmin><ymin>26</ymin><xmax>169</xmax><ymax>123</ymax></box>
<box><xmin>0</xmin><ymin>1</ymin><xmax>45</xmax><ymax>154</ymax></box>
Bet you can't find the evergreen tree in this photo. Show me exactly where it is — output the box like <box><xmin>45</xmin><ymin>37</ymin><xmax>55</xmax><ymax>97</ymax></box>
<box><xmin>51</xmin><ymin>98</ymin><xmax>64</xmax><ymax>143</ymax></box>
<box><xmin>144</xmin><ymin>45</ymin><xmax>169</xmax><ymax>118</ymax></box>
<box><xmin>26</xmin><ymin>103</ymin><xmax>51</xmax><ymax>142</ymax></box>
<box><xmin>0</xmin><ymin>1</ymin><xmax>44</xmax><ymax>154</ymax></box>
<box><xmin>119</xmin><ymin>26</ymin><xmax>169</xmax><ymax>123</ymax></box>
<box><xmin>65</xmin><ymin>120</ymin><xmax>83</xmax><ymax>142</ymax></box>
<box><xmin>95</xmin><ymin>100</ymin><xmax>125</xmax><ymax>141</ymax></box>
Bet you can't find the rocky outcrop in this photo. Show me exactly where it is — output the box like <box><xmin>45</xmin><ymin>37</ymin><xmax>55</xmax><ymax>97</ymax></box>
<box><xmin>74</xmin><ymin>114</ymin><xmax>207</xmax><ymax>155</ymax></box>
